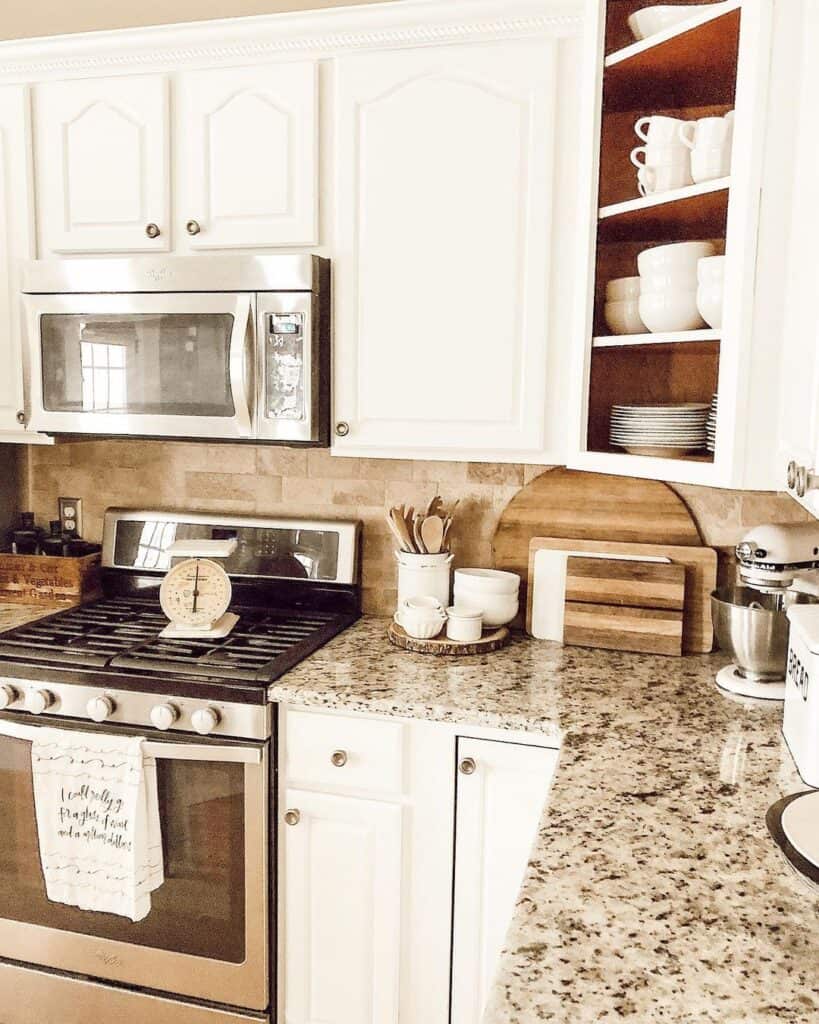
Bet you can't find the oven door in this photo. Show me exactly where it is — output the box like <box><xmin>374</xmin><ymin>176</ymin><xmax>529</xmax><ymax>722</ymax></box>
<box><xmin>0</xmin><ymin>717</ymin><xmax>269</xmax><ymax>1012</ymax></box>
<box><xmin>24</xmin><ymin>293</ymin><xmax>255</xmax><ymax>440</ymax></box>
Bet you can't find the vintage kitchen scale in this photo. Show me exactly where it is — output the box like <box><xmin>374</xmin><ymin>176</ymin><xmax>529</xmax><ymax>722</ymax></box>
<box><xmin>159</xmin><ymin>539</ymin><xmax>240</xmax><ymax>639</ymax></box>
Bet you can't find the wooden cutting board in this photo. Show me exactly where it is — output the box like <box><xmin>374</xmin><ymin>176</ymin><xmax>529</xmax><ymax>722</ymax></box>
<box><xmin>527</xmin><ymin>537</ymin><xmax>718</xmax><ymax>654</ymax></box>
<box><xmin>563</xmin><ymin>556</ymin><xmax>686</xmax><ymax>656</ymax></box>
<box><xmin>493</xmin><ymin>467</ymin><xmax>703</xmax><ymax>628</ymax></box>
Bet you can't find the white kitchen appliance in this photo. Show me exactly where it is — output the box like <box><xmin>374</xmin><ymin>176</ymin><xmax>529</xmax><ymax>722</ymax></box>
<box><xmin>713</xmin><ymin>522</ymin><xmax>819</xmax><ymax>700</ymax></box>
<box><xmin>21</xmin><ymin>255</ymin><xmax>330</xmax><ymax>445</ymax></box>
<box><xmin>783</xmin><ymin>604</ymin><xmax>819</xmax><ymax>787</ymax></box>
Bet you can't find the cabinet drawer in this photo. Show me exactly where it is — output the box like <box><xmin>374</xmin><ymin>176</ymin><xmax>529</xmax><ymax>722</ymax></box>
<box><xmin>284</xmin><ymin>709</ymin><xmax>405</xmax><ymax>795</ymax></box>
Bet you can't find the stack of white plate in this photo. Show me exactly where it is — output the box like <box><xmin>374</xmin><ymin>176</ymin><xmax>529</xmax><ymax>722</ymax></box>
<box><xmin>706</xmin><ymin>394</ymin><xmax>718</xmax><ymax>453</ymax></box>
<box><xmin>609</xmin><ymin>403</ymin><xmax>709</xmax><ymax>458</ymax></box>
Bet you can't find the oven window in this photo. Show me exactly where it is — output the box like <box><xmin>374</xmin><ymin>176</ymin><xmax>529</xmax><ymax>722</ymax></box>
<box><xmin>40</xmin><ymin>314</ymin><xmax>236</xmax><ymax>417</ymax></box>
<box><xmin>0</xmin><ymin>737</ymin><xmax>247</xmax><ymax>962</ymax></box>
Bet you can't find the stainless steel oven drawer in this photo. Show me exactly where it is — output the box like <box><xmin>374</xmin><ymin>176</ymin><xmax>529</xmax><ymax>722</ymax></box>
<box><xmin>0</xmin><ymin>962</ymin><xmax>270</xmax><ymax>1024</ymax></box>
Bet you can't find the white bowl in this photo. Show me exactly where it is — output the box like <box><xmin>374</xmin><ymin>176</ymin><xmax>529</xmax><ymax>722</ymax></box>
<box><xmin>394</xmin><ymin>596</ymin><xmax>447</xmax><ymax>639</ymax></box>
<box><xmin>453</xmin><ymin>568</ymin><xmax>520</xmax><ymax>596</ymax></box>
<box><xmin>637</xmin><ymin>241</ymin><xmax>716</xmax><ymax>276</ymax></box>
<box><xmin>628</xmin><ymin>4</ymin><xmax>713</xmax><ymax>41</ymax></box>
<box><xmin>639</xmin><ymin>290</ymin><xmax>706</xmax><ymax>333</ymax></box>
<box><xmin>452</xmin><ymin>586</ymin><xmax>518</xmax><ymax>627</ymax></box>
<box><xmin>605</xmin><ymin>276</ymin><xmax>641</xmax><ymax>301</ymax></box>
<box><xmin>696</xmin><ymin>281</ymin><xmax>723</xmax><ymax>328</ymax></box>
<box><xmin>639</xmin><ymin>269</ymin><xmax>700</xmax><ymax>294</ymax></box>
<box><xmin>697</xmin><ymin>255</ymin><xmax>725</xmax><ymax>283</ymax></box>
<box><xmin>604</xmin><ymin>300</ymin><xmax>646</xmax><ymax>335</ymax></box>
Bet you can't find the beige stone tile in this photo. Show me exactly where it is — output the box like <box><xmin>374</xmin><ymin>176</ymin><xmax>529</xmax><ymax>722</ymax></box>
<box><xmin>185</xmin><ymin>471</ymin><xmax>260</xmax><ymax>509</ymax></box>
<box><xmin>308</xmin><ymin>450</ymin><xmax>360</xmax><ymax>479</ymax></box>
<box><xmin>363</xmin><ymin>587</ymin><xmax>396</xmax><ymax>616</ymax></box>
<box><xmin>358</xmin><ymin>458</ymin><xmax>415</xmax><ymax>481</ymax></box>
<box><xmin>412</xmin><ymin>460</ymin><xmax>468</xmax><ymax>483</ymax></box>
<box><xmin>524</xmin><ymin>464</ymin><xmax>553</xmax><ymax>484</ymax></box>
<box><xmin>384</xmin><ymin>481</ymin><xmax>436</xmax><ymax>510</ymax></box>
<box><xmin>332</xmin><ymin>479</ymin><xmax>385</xmax><ymax>509</ymax></box>
<box><xmin>740</xmin><ymin>492</ymin><xmax>813</xmax><ymax>528</ymax></box>
<box><xmin>281</xmin><ymin>477</ymin><xmax>333</xmax><ymax>506</ymax></box>
<box><xmin>257</xmin><ymin>447</ymin><xmax>308</xmax><ymax>478</ymax></box>
<box><xmin>467</xmin><ymin>463</ymin><xmax>525</xmax><ymax>486</ymax></box>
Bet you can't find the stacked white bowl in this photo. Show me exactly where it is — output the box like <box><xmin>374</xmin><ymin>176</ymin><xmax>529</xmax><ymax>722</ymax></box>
<box><xmin>604</xmin><ymin>276</ymin><xmax>645</xmax><ymax>335</ymax></box>
<box><xmin>628</xmin><ymin>4</ymin><xmax>714</xmax><ymax>42</ymax></box>
<box><xmin>453</xmin><ymin>569</ymin><xmax>520</xmax><ymax>627</ymax></box>
<box><xmin>696</xmin><ymin>255</ymin><xmax>725</xmax><ymax>328</ymax></box>
<box><xmin>638</xmin><ymin>241</ymin><xmax>716</xmax><ymax>333</ymax></box>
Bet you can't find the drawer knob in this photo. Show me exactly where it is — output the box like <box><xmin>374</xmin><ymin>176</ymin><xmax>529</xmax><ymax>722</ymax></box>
<box><xmin>787</xmin><ymin>460</ymin><xmax>798</xmax><ymax>490</ymax></box>
<box><xmin>284</xmin><ymin>809</ymin><xmax>301</xmax><ymax>826</ymax></box>
<box><xmin>335</xmin><ymin>421</ymin><xmax>350</xmax><ymax>438</ymax></box>
<box><xmin>15</xmin><ymin>411</ymin><xmax>25</xmax><ymax>425</ymax></box>
<box><xmin>145</xmin><ymin>222</ymin><xmax>161</xmax><ymax>239</ymax></box>
<box><xmin>796</xmin><ymin>465</ymin><xmax>808</xmax><ymax>498</ymax></box>
<box><xmin>186</xmin><ymin>219</ymin><xmax>202</xmax><ymax>236</ymax></box>
<box><xmin>330</xmin><ymin>749</ymin><xmax>348</xmax><ymax>768</ymax></box>
<box><xmin>459</xmin><ymin>756</ymin><xmax>477</xmax><ymax>776</ymax></box>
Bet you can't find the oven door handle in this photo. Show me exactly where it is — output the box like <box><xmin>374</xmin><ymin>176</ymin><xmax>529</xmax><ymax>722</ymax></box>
<box><xmin>229</xmin><ymin>295</ymin><xmax>255</xmax><ymax>439</ymax></box>
<box><xmin>0</xmin><ymin>719</ymin><xmax>262</xmax><ymax>764</ymax></box>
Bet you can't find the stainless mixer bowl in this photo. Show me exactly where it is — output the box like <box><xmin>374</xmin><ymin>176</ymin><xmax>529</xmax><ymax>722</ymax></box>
<box><xmin>710</xmin><ymin>586</ymin><xmax>819</xmax><ymax>681</ymax></box>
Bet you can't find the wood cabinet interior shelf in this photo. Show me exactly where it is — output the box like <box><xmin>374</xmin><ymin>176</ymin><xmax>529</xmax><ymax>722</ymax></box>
<box><xmin>598</xmin><ymin>178</ymin><xmax>730</xmax><ymax>241</ymax></box>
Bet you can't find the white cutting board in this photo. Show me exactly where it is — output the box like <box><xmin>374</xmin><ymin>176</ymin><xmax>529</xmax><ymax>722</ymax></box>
<box><xmin>529</xmin><ymin>548</ymin><xmax>671</xmax><ymax>641</ymax></box>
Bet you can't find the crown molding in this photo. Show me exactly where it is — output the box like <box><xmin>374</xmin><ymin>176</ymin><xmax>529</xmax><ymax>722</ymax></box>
<box><xmin>0</xmin><ymin>0</ymin><xmax>582</xmax><ymax>81</ymax></box>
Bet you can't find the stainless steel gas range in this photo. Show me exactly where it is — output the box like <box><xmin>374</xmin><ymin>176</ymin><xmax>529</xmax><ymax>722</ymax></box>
<box><xmin>0</xmin><ymin>508</ymin><xmax>361</xmax><ymax>1024</ymax></box>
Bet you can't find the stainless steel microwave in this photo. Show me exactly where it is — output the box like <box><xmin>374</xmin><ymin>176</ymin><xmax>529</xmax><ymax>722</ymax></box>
<box><xmin>21</xmin><ymin>254</ymin><xmax>330</xmax><ymax>445</ymax></box>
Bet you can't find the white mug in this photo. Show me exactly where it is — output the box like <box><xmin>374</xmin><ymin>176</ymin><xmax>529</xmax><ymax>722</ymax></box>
<box><xmin>679</xmin><ymin>116</ymin><xmax>731</xmax><ymax>150</ymax></box>
<box><xmin>690</xmin><ymin>146</ymin><xmax>731</xmax><ymax>183</ymax></box>
<box><xmin>635</xmin><ymin>114</ymin><xmax>691</xmax><ymax>145</ymax></box>
<box><xmin>638</xmin><ymin>162</ymin><xmax>693</xmax><ymax>196</ymax></box>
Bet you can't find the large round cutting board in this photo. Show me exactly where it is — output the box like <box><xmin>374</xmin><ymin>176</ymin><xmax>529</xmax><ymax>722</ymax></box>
<box><xmin>492</xmin><ymin>467</ymin><xmax>703</xmax><ymax>630</ymax></box>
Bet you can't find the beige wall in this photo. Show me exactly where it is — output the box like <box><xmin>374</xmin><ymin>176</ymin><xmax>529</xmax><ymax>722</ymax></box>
<box><xmin>22</xmin><ymin>441</ymin><xmax>812</xmax><ymax>615</ymax></box>
<box><xmin>0</xmin><ymin>0</ymin><xmax>390</xmax><ymax>41</ymax></box>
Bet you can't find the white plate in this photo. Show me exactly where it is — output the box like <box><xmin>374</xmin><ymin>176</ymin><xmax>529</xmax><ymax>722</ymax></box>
<box><xmin>612</xmin><ymin>403</ymin><xmax>709</xmax><ymax>412</ymax></box>
<box><xmin>781</xmin><ymin>791</ymin><xmax>819</xmax><ymax>869</ymax></box>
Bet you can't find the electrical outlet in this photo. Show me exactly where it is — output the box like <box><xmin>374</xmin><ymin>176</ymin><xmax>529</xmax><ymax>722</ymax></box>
<box><xmin>58</xmin><ymin>497</ymin><xmax>83</xmax><ymax>538</ymax></box>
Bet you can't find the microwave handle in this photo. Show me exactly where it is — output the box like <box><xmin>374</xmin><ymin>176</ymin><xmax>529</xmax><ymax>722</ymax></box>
<box><xmin>0</xmin><ymin>718</ymin><xmax>261</xmax><ymax>765</ymax></box>
<box><xmin>229</xmin><ymin>296</ymin><xmax>254</xmax><ymax>438</ymax></box>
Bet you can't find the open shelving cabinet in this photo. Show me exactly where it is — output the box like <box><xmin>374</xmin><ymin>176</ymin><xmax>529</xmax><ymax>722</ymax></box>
<box><xmin>568</xmin><ymin>0</ymin><xmax>778</xmax><ymax>487</ymax></box>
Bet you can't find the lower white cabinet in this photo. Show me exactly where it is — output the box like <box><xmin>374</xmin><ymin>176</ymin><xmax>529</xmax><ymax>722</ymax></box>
<box><xmin>450</xmin><ymin>738</ymin><xmax>559</xmax><ymax>1024</ymax></box>
<box><xmin>279</xmin><ymin>706</ymin><xmax>560</xmax><ymax>1024</ymax></box>
<box><xmin>282</xmin><ymin>788</ymin><xmax>402</xmax><ymax>1024</ymax></box>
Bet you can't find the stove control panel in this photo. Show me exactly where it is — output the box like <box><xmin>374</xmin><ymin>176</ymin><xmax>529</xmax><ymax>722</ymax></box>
<box><xmin>0</xmin><ymin>678</ymin><xmax>271</xmax><ymax>741</ymax></box>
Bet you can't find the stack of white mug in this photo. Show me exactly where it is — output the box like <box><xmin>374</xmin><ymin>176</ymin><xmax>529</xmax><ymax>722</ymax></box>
<box><xmin>630</xmin><ymin>111</ymin><xmax>734</xmax><ymax>197</ymax></box>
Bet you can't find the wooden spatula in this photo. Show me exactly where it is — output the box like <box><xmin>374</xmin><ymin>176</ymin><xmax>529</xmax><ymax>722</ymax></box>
<box><xmin>421</xmin><ymin>515</ymin><xmax>445</xmax><ymax>555</ymax></box>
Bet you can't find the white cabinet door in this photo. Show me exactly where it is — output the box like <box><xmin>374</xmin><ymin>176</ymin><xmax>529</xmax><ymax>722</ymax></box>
<box><xmin>450</xmin><ymin>737</ymin><xmax>559</xmax><ymax>1024</ymax></box>
<box><xmin>34</xmin><ymin>75</ymin><xmax>169</xmax><ymax>253</ymax></box>
<box><xmin>333</xmin><ymin>40</ymin><xmax>558</xmax><ymax>459</ymax></box>
<box><xmin>176</xmin><ymin>62</ymin><xmax>317</xmax><ymax>249</ymax></box>
<box><xmin>0</xmin><ymin>85</ymin><xmax>41</xmax><ymax>441</ymax></box>
<box><xmin>282</xmin><ymin>788</ymin><xmax>402</xmax><ymax>1024</ymax></box>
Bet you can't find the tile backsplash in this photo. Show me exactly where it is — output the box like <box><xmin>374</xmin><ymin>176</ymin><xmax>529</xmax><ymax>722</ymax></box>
<box><xmin>22</xmin><ymin>440</ymin><xmax>813</xmax><ymax>614</ymax></box>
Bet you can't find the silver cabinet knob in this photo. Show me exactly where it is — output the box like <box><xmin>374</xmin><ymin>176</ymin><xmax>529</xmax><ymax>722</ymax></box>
<box><xmin>151</xmin><ymin>703</ymin><xmax>180</xmax><ymax>731</ymax></box>
<box><xmin>331</xmin><ymin>749</ymin><xmax>348</xmax><ymax>768</ymax></box>
<box><xmin>459</xmin><ymin>756</ymin><xmax>477</xmax><ymax>776</ymax></box>
<box><xmin>191</xmin><ymin>707</ymin><xmax>220</xmax><ymax>735</ymax></box>
<box><xmin>87</xmin><ymin>696</ymin><xmax>115</xmax><ymax>723</ymax></box>
<box><xmin>145</xmin><ymin>223</ymin><xmax>161</xmax><ymax>239</ymax></box>
<box><xmin>26</xmin><ymin>689</ymin><xmax>54</xmax><ymax>715</ymax></box>
<box><xmin>15</xmin><ymin>411</ymin><xmax>25</xmax><ymax>425</ymax></box>
<box><xmin>335</xmin><ymin>421</ymin><xmax>350</xmax><ymax>438</ymax></box>
<box><xmin>186</xmin><ymin>219</ymin><xmax>202</xmax><ymax>236</ymax></box>
<box><xmin>787</xmin><ymin>460</ymin><xmax>799</xmax><ymax>490</ymax></box>
<box><xmin>284</xmin><ymin>809</ymin><xmax>301</xmax><ymax>826</ymax></box>
<box><xmin>796</xmin><ymin>465</ymin><xmax>808</xmax><ymax>498</ymax></box>
<box><xmin>0</xmin><ymin>685</ymin><xmax>18</xmax><ymax>710</ymax></box>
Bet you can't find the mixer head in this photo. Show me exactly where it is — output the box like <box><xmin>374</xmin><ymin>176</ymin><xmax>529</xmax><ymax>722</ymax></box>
<box><xmin>736</xmin><ymin>522</ymin><xmax>819</xmax><ymax>592</ymax></box>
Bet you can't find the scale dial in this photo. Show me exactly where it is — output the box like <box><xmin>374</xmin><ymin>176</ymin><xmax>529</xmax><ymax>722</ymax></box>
<box><xmin>160</xmin><ymin>557</ymin><xmax>232</xmax><ymax>630</ymax></box>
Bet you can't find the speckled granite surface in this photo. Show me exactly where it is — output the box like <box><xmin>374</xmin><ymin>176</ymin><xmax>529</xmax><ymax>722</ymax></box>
<box><xmin>271</xmin><ymin>617</ymin><xmax>819</xmax><ymax>1024</ymax></box>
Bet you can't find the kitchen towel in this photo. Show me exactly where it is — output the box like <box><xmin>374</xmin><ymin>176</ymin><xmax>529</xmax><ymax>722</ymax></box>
<box><xmin>31</xmin><ymin>728</ymin><xmax>164</xmax><ymax>922</ymax></box>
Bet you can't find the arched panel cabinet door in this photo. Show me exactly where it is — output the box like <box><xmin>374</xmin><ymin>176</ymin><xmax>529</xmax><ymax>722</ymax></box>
<box><xmin>175</xmin><ymin>62</ymin><xmax>318</xmax><ymax>250</ymax></box>
<box><xmin>332</xmin><ymin>37</ymin><xmax>572</xmax><ymax>462</ymax></box>
<box><xmin>34</xmin><ymin>74</ymin><xmax>170</xmax><ymax>254</ymax></box>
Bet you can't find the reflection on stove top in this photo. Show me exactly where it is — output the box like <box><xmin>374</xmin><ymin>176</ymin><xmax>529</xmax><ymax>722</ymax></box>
<box><xmin>0</xmin><ymin>596</ymin><xmax>347</xmax><ymax>683</ymax></box>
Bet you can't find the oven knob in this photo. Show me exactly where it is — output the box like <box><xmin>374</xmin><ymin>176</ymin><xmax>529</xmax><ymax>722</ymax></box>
<box><xmin>25</xmin><ymin>689</ymin><xmax>54</xmax><ymax>715</ymax></box>
<box><xmin>191</xmin><ymin>707</ymin><xmax>220</xmax><ymax>735</ymax></box>
<box><xmin>0</xmin><ymin>685</ymin><xmax>18</xmax><ymax>710</ymax></box>
<box><xmin>87</xmin><ymin>696</ymin><xmax>115</xmax><ymax>723</ymax></box>
<box><xmin>150</xmin><ymin>703</ymin><xmax>180</xmax><ymax>731</ymax></box>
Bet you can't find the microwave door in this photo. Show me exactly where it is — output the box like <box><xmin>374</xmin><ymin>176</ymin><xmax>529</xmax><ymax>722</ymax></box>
<box><xmin>24</xmin><ymin>293</ymin><xmax>255</xmax><ymax>441</ymax></box>
<box><xmin>256</xmin><ymin>292</ymin><xmax>327</xmax><ymax>445</ymax></box>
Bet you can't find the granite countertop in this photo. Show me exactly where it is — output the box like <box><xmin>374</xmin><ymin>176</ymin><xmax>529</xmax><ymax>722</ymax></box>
<box><xmin>271</xmin><ymin>617</ymin><xmax>819</xmax><ymax>1024</ymax></box>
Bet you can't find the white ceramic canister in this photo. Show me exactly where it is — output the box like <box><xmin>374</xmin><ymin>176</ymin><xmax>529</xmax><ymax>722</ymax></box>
<box><xmin>395</xmin><ymin>550</ymin><xmax>453</xmax><ymax>608</ymax></box>
<box><xmin>446</xmin><ymin>606</ymin><xmax>483</xmax><ymax>643</ymax></box>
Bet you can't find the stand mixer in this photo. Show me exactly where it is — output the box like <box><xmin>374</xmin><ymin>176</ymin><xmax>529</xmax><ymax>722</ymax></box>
<box><xmin>711</xmin><ymin>522</ymin><xmax>819</xmax><ymax>700</ymax></box>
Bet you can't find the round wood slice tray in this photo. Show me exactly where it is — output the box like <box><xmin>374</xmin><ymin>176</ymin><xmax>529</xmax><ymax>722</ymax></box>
<box><xmin>387</xmin><ymin>621</ymin><xmax>510</xmax><ymax>655</ymax></box>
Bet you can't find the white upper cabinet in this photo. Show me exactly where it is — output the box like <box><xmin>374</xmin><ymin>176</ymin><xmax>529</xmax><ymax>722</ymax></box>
<box><xmin>0</xmin><ymin>86</ymin><xmax>34</xmax><ymax>438</ymax></box>
<box><xmin>34</xmin><ymin>75</ymin><xmax>170</xmax><ymax>254</ymax></box>
<box><xmin>332</xmin><ymin>39</ymin><xmax>569</xmax><ymax>461</ymax></box>
<box><xmin>175</xmin><ymin>62</ymin><xmax>318</xmax><ymax>249</ymax></box>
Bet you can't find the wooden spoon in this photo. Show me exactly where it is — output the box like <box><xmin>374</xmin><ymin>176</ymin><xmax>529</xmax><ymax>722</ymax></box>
<box><xmin>385</xmin><ymin>510</ymin><xmax>407</xmax><ymax>550</ymax></box>
<box><xmin>412</xmin><ymin>513</ymin><xmax>427</xmax><ymax>554</ymax></box>
<box><xmin>420</xmin><ymin>515</ymin><xmax>444</xmax><ymax>555</ymax></box>
<box><xmin>441</xmin><ymin>516</ymin><xmax>453</xmax><ymax>551</ymax></box>
<box><xmin>390</xmin><ymin>508</ymin><xmax>415</xmax><ymax>552</ymax></box>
